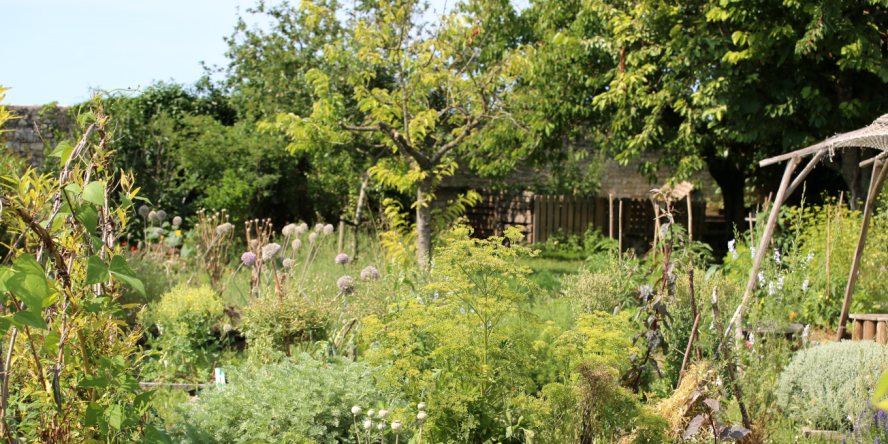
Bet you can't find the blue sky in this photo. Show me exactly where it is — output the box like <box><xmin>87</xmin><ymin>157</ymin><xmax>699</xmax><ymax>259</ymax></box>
<box><xmin>1</xmin><ymin>0</ymin><xmax>471</xmax><ymax>106</ymax></box>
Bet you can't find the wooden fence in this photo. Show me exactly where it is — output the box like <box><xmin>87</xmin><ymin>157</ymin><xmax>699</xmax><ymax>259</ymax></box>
<box><xmin>459</xmin><ymin>191</ymin><xmax>706</xmax><ymax>250</ymax></box>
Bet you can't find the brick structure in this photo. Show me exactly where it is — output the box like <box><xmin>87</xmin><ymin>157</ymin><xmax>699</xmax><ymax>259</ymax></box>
<box><xmin>1</xmin><ymin>105</ymin><xmax>74</xmax><ymax>167</ymax></box>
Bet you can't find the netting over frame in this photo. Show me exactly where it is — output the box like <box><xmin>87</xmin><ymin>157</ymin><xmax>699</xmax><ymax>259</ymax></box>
<box><xmin>821</xmin><ymin>113</ymin><xmax>888</xmax><ymax>153</ymax></box>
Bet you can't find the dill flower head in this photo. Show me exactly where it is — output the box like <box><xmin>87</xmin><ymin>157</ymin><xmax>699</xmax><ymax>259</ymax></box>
<box><xmin>216</xmin><ymin>222</ymin><xmax>234</xmax><ymax>236</ymax></box>
<box><xmin>351</xmin><ymin>405</ymin><xmax>363</xmax><ymax>416</ymax></box>
<box><xmin>314</xmin><ymin>223</ymin><xmax>324</xmax><ymax>233</ymax></box>
<box><xmin>292</xmin><ymin>239</ymin><xmax>302</xmax><ymax>252</ymax></box>
<box><xmin>241</xmin><ymin>252</ymin><xmax>257</xmax><ymax>266</ymax></box>
<box><xmin>156</xmin><ymin>210</ymin><xmax>167</xmax><ymax>222</ymax></box>
<box><xmin>262</xmin><ymin>243</ymin><xmax>281</xmax><ymax>261</ymax></box>
<box><xmin>337</xmin><ymin>276</ymin><xmax>356</xmax><ymax>294</ymax></box>
<box><xmin>223</xmin><ymin>323</ymin><xmax>232</xmax><ymax>332</ymax></box>
<box><xmin>308</xmin><ymin>232</ymin><xmax>318</xmax><ymax>244</ymax></box>
<box><xmin>282</xmin><ymin>223</ymin><xmax>297</xmax><ymax>237</ymax></box>
<box><xmin>138</xmin><ymin>205</ymin><xmax>150</xmax><ymax>218</ymax></box>
<box><xmin>335</xmin><ymin>253</ymin><xmax>349</xmax><ymax>265</ymax></box>
<box><xmin>172</xmin><ymin>216</ymin><xmax>182</xmax><ymax>227</ymax></box>
<box><xmin>360</xmin><ymin>266</ymin><xmax>380</xmax><ymax>281</ymax></box>
<box><xmin>390</xmin><ymin>420</ymin><xmax>402</xmax><ymax>432</ymax></box>
<box><xmin>153</xmin><ymin>227</ymin><xmax>164</xmax><ymax>237</ymax></box>
<box><xmin>250</xmin><ymin>239</ymin><xmax>259</xmax><ymax>249</ymax></box>
<box><xmin>148</xmin><ymin>210</ymin><xmax>157</xmax><ymax>221</ymax></box>
<box><xmin>323</xmin><ymin>224</ymin><xmax>334</xmax><ymax>235</ymax></box>
<box><xmin>282</xmin><ymin>258</ymin><xmax>293</xmax><ymax>269</ymax></box>
<box><xmin>363</xmin><ymin>420</ymin><xmax>373</xmax><ymax>430</ymax></box>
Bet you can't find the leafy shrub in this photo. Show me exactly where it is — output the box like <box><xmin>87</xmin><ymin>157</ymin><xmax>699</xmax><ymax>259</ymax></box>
<box><xmin>240</xmin><ymin>290</ymin><xmax>332</xmax><ymax>363</ymax></box>
<box><xmin>140</xmin><ymin>284</ymin><xmax>226</xmax><ymax>381</ymax></box>
<box><xmin>562</xmin><ymin>264</ymin><xmax>639</xmax><ymax>315</ymax></box>
<box><xmin>776</xmin><ymin>340</ymin><xmax>888</xmax><ymax>429</ymax></box>
<box><xmin>172</xmin><ymin>354</ymin><xmax>383</xmax><ymax>444</ymax></box>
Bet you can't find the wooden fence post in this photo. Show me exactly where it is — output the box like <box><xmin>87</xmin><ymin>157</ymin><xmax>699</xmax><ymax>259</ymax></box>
<box><xmin>609</xmin><ymin>193</ymin><xmax>614</xmax><ymax>239</ymax></box>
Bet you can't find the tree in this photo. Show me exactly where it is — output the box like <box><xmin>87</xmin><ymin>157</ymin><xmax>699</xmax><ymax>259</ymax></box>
<box><xmin>266</xmin><ymin>0</ymin><xmax>533</xmax><ymax>267</ymax></box>
<box><xmin>528</xmin><ymin>0</ymin><xmax>888</xmax><ymax>235</ymax></box>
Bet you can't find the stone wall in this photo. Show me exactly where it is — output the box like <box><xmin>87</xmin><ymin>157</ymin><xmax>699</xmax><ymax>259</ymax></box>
<box><xmin>1</xmin><ymin>105</ymin><xmax>74</xmax><ymax>166</ymax></box>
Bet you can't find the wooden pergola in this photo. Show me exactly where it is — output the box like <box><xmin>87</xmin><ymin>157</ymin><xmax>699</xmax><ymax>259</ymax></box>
<box><xmin>725</xmin><ymin>114</ymin><xmax>888</xmax><ymax>341</ymax></box>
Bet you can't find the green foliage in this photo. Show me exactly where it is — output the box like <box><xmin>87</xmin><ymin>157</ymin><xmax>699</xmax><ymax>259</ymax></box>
<box><xmin>240</xmin><ymin>290</ymin><xmax>332</xmax><ymax>364</ymax></box>
<box><xmin>140</xmin><ymin>284</ymin><xmax>226</xmax><ymax>382</ymax></box>
<box><xmin>172</xmin><ymin>354</ymin><xmax>383</xmax><ymax>444</ymax></box>
<box><xmin>776</xmin><ymin>340</ymin><xmax>888</xmax><ymax>429</ymax></box>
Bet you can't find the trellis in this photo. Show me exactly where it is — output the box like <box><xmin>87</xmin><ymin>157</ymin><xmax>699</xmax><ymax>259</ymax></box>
<box><xmin>728</xmin><ymin>114</ymin><xmax>888</xmax><ymax>341</ymax></box>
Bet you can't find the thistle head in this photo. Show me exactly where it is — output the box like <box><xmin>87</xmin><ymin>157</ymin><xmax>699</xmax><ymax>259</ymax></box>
<box><xmin>148</xmin><ymin>210</ymin><xmax>157</xmax><ymax>221</ymax></box>
<box><xmin>156</xmin><ymin>210</ymin><xmax>167</xmax><ymax>222</ymax></box>
<box><xmin>216</xmin><ymin>222</ymin><xmax>234</xmax><ymax>236</ymax></box>
<box><xmin>360</xmin><ymin>266</ymin><xmax>380</xmax><ymax>281</ymax></box>
<box><xmin>172</xmin><ymin>216</ymin><xmax>182</xmax><ymax>227</ymax></box>
<box><xmin>241</xmin><ymin>252</ymin><xmax>257</xmax><ymax>266</ymax></box>
<box><xmin>335</xmin><ymin>253</ymin><xmax>349</xmax><ymax>265</ymax></box>
<box><xmin>292</xmin><ymin>239</ymin><xmax>302</xmax><ymax>252</ymax></box>
<box><xmin>282</xmin><ymin>223</ymin><xmax>297</xmax><ymax>237</ymax></box>
<box><xmin>337</xmin><ymin>276</ymin><xmax>356</xmax><ymax>294</ymax></box>
<box><xmin>138</xmin><ymin>205</ymin><xmax>150</xmax><ymax>218</ymax></box>
<box><xmin>262</xmin><ymin>243</ymin><xmax>281</xmax><ymax>261</ymax></box>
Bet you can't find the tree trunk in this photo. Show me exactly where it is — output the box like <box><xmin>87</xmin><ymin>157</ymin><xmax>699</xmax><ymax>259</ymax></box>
<box><xmin>706</xmin><ymin>153</ymin><xmax>747</xmax><ymax>238</ymax></box>
<box><xmin>416</xmin><ymin>178</ymin><xmax>433</xmax><ymax>269</ymax></box>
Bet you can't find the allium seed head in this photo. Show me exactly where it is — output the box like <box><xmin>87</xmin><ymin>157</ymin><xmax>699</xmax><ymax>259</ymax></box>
<box><xmin>241</xmin><ymin>252</ymin><xmax>257</xmax><ymax>266</ymax></box>
<box><xmin>138</xmin><ymin>205</ymin><xmax>151</xmax><ymax>218</ymax></box>
<box><xmin>391</xmin><ymin>420</ymin><xmax>402</xmax><ymax>432</ymax></box>
<box><xmin>315</xmin><ymin>223</ymin><xmax>324</xmax><ymax>233</ymax></box>
<box><xmin>216</xmin><ymin>223</ymin><xmax>234</xmax><ymax>236</ymax></box>
<box><xmin>352</xmin><ymin>405</ymin><xmax>363</xmax><ymax>415</ymax></box>
<box><xmin>417</xmin><ymin>411</ymin><xmax>427</xmax><ymax>421</ymax></box>
<box><xmin>262</xmin><ymin>243</ymin><xmax>281</xmax><ymax>261</ymax></box>
<box><xmin>360</xmin><ymin>266</ymin><xmax>380</xmax><ymax>281</ymax></box>
<box><xmin>153</xmin><ymin>227</ymin><xmax>164</xmax><ymax>237</ymax></box>
<box><xmin>223</xmin><ymin>323</ymin><xmax>232</xmax><ymax>332</ymax></box>
<box><xmin>282</xmin><ymin>258</ymin><xmax>293</xmax><ymax>269</ymax></box>
<box><xmin>337</xmin><ymin>276</ymin><xmax>356</xmax><ymax>294</ymax></box>
<box><xmin>296</xmin><ymin>223</ymin><xmax>308</xmax><ymax>235</ymax></box>
<box><xmin>335</xmin><ymin>253</ymin><xmax>349</xmax><ymax>265</ymax></box>
<box><xmin>172</xmin><ymin>216</ymin><xmax>182</xmax><ymax>227</ymax></box>
<box><xmin>250</xmin><ymin>239</ymin><xmax>259</xmax><ymax>249</ymax></box>
<box><xmin>417</xmin><ymin>402</ymin><xmax>427</xmax><ymax>411</ymax></box>
<box><xmin>324</xmin><ymin>224</ymin><xmax>334</xmax><ymax>235</ymax></box>
<box><xmin>378</xmin><ymin>409</ymin><xmax>389</xmax><ymax>419</ymax></box>
<box><xmin>282</xmin><ymin>223</ymin><xmax>297</xmax><ymax>236</ymax></box>
<box><xmin>292</xmin><ymin>239</ymin><xmax>302</xmax><ymax>251</ymax></box>
<box><xmin>156</xmin><ymin>210</ymin><xmax>167</xmax><ymax>222</ymax></box>
<box><xmin>308</xmin><ymin>232</ymin><xmax>318</xmax><ymax>243</ymax></box>
<box><xmin>148</xmin><ymin>210</ymin><xmax>157</xmax><ymax>221</ymax></box>
<box><xmin>364</xmin><ymin>420</ymin><xmax>373</xmax><ymax>430</ymax></box>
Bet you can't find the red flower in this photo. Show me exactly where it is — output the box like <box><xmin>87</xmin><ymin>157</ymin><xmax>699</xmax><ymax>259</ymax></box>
<box><xmin>745</xmin><ymin>341</ymin><xmax>753</xmax><ymax>348</ymax></box>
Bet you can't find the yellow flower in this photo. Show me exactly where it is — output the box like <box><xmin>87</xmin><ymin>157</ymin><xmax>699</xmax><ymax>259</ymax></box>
<box><xmin>176</xmin><ymin>229</ymin><xmax>182</xmax><ymax>236</ymax></box>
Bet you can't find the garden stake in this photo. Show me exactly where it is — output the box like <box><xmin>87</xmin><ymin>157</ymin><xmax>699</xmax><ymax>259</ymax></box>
<box><xmin>710</xmin><ymin>287</ymin><xmax>751</xmax><ymax>430</ymax></box>
<box><xmin>618</xmin><ymin>199</ymin><xmax>623</xmax><ymax>264</ymax></box>
<box><xmin>609</xmin><ymin>193</ymin><xmax>613</xmax><ymax>239</ymax></box>
<box><xmin>678</xmin><ymin>311</ymin><xmax>701</xmax><ymax>385</ymax></box>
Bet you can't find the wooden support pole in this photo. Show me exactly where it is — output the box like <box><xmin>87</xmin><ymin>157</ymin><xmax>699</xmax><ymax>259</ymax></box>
<box><xmin>338</xmin><ymin>219</ymin><xmax>346</xmax><ymax>253</ymax></box>
<box><xmin>618</xmin><ymin>200</ymin><xmax>623</xmax><ymax>258</ymax></box>
<box><xmin>860</xmin><ymin>151</ymin><xmax>887</xmax><ymax>168</ymax></box>
<box><xmin>726</xmin><ymin>157</ymin><xmax>801</xmax><ymax>340</ymax></box>
<box><xmin>609</xmin><ymin>193</ymin><xmax>614</xmax><ymax>239</ymax></box>
<box><xmin>786</xmin><ymin>149</ymin><xmax>827</xmax><ymax>199</ymax></box>
<box><xmin>686</xmin><ymin>194</ymin><xmax>694</xmax><ymax>242</ymax></box>
<box><xmin>835</xmin><ymin>159</ymin><xmax>888</xmax><ymax>341</ymax></box>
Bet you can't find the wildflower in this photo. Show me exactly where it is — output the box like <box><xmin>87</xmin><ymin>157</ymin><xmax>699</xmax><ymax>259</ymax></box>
<box><xmin>262</xmin><ymin>243</ymin><xmax>281</xmax><ymax>261</ymax></box>
<box><xmin>156</xmin><ymin>210</ymin><xmax>167</xmax><ymax>222</ymax></box>
<box><xmin>790</xmin><ymin>312</ymin><xmax>796</xmax><ymax>320</ymax></box>
<box><xmin>223</xmin><ymin>323</ymin><xmax>232</xmax><ymax>332</ymax></box>
<box><xmin>774</xmin><ymin>249</ymin><xmax>781</xmax><ymax>264</ymax></box>
<box><xmin>802</xmin><ymin>278</ymin><xmax>809</xmax><ymax>292</ymax></box>
<box><xmin>176</xmin><ymin>230</ymin><xmax>182</xmax><ymax>236</ymax></box>
<box><xmin>163</xmin><ymin>359</ymin><xmax>168</xmax><ymax>367</ymax></box>
<box><xmin>282</xmin><ymin>258</ymin><xmax>293</xmax><ymax>269</ymax></box>
<box><xmin>337</xmin><ymin>276</ymin><xmax>355</xmax><ymax>294</ymax></box>
<box><xmin>324</xmin><ymin>224</ymin><xmax>334</xmax><ymax>235</ymax></box>
<box><xmin>417</xmin><ymin>411</ymin><xmax>428</xmax><ymax>421</ymax></box>
<box><xmin>172</xmin><ymin>216</ymin><xmax>182</xmax><ymax>227</ymax></box>
<box><xmin>776</xmin><ymin>275</ymin><xmax>785</xmax><ymax>290</ymax></box>
<box><xmin>315</xmin><ymin>223</ymin><xmax>324</xmax><ymax>232</ymax></box>
<box><xmin>292</xmin><ymin>239</ymin><xmax>301</xmax><ymax>251</ymax></box>
<box><xmin>378</xmin><ymin>409</ymin><xmax>389</xmax><ymax>419</ymax></box>
<box><xmin>768</xmin><ymin>281</ymin><xmax>776</xmax><ymax>296</ymax></box>
<box><xmin>750</xmin><ymin>247</ymin><xmax>756</xmax><ymax>258</ymax></box>
<box><xmin>391</xmin><ymin>420</ymin><xmax>402</xmax><ymax>432</ymax></box>
<box><xmin>364</xmin><ymin>420</ymin><xmax>373</xmax><ymax>430</ymax></box>
<box><xmin>417</xmin><ymin>402</ymin><xmax>427</xmax><ymax>410</ymax></box>
<box><xmin>758</xmin><ymin>271</ymin><xmax>765</xmax><ymax>288</ymax></box>
<box><xmin>806</xmin><ymin>252</ymin><xmax>814</xmax><ymax>263</ymax></box>
<box><xmin>728</xmin><ymin>239</ymin><xmax>738</xmax><ymax>260</ymax></box>
<box><xmin>361</xmin><ymin>266</ymin><xmax>380</xmax><ymax>281</ymax></box>
<box><xmin>148</xmin><ymin>210</ymin><xmax>157</xmax><ymax>221</ymax></box>
<box><xmin>748</xmin><ymin>332</ymin><xmax>755</xmax><ymax>346</ymax></box>
<box><xmin>138</xmin><ymin>205</ymin><xmax>150</xmax><ymax>218</ymax></box>
<box><xmin>282</xmin><ymin>223</ymin><xmax>297</xmax><ymax>236</ymax></box>
<box><xmin>802</xmin><ymin>324</ymin><xmax>810</xmax><ymax>339</ymax></box>
<box><xmin>352</xmin><ymin>405</ymin><xmax>363</xmax><ymax>416</ymax></box>
<box><xmin>308</xmin><ymin>232</ymin><xmax>318</xmax><ymax>243</ymax></box>
<box><xmin>715</xmin><ymin>376</ymin><xmax>723</xmax><ymax>386</ymax></box>
<box><xmin>746</xmin><ymin>341</ymin><xmax>754</xmax><ymax>348</ymax></box>
<box><xmin>335</xmin><ymin>253</ymin><xmax>349</xmax><ymax>265</ymax></box>
<box><xmin>241</xmin><ymin>252</ymin><xmax>257</xmax><ymax>266</ymax></box>
<box><xmin>216</xmin><ymin>222</ymin><xmax>234</xmax><ymax>236</ymax></box>
<box><xmin>250</xmin><ymin>239</ymin><xmax>259</xmax><ymax>249</ymax></box>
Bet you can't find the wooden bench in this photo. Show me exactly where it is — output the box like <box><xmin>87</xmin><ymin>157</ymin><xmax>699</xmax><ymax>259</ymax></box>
<box><xmin>849</xmin><ymin>314</ymin><xmax>888</xmax><ymax>344</ymax></box>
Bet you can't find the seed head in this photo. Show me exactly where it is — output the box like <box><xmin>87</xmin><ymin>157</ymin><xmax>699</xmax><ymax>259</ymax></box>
<box><xmin>282</xmin><ymin>258</ymin><xmax>293</xmax><ymax>269</ymax></box>
<box><xmin>172</xmin><ymin>216</ymin><xmax>182</xmax><ymax>227</ymax></box>
<box><xmin>308</xmin><ymin>232</ymin><xmax>318</xmax><ymax>243</ymax></box>
<box><xmin>148</xmin><ymin>210</ymin><xmax>157</xmax><ymax>221</ymax></box>
<box><xmin>363</xmin><ymin>420</ymin><xmax>373</xmax><ymax>430</ymax></box>
<box><xmin>324</xmin><ymin>224</ymin><xmax>334</xmax><ymax>235</ymax></box>
<box><xmin>282</xmin><ymin>223</ymin><xmax>297</xmax><ymax>236</ymax></box>
<box><xmin>361</xmin><ymin>266</ymin><xmax>380</xmax><ymax>281</ymax></box>
<box><xmin>262</xmin><ymin>243</ymin><xmax>281</xmax><ymax>261</ymax></box>
<box><xmin>417</xmin><ymin>402</ymin><xmax>427</xmax><ymax>411</ymax></box>
<box><xmin>417</xmin><ymin>411</ymin><xmax>427</xmax><ymax>421</ymax></box>
<box><xmin>241</xmin><ymin>252</ymin><xmax>257</xmax><ymax>266</ymax></box>
<box><xmin>156</xmin><ymin>210</ymin><xmax>167</xmax><ymax>222</ymax></box>
<box><xmin>296</xmin><ymin>223</ymin><xmax>308</xmax><ymax>235</ymax></box>
<box><xmin>216</xmin><ymin>222</ymin><xmax>234</xmax><ymax>236</ymax></box>
<box><xmin>250</xmin><ymin>239</ymin><xmax>259</xmax><ymax>249</ymax></box>
<box><xmin>391</xmin><ymin>420</ymin><xmax>402</xmax><ymax>432</ymax></box>
<box><xmin>377</xmin><ymin>422</ymin><xmax>385</xmax><ymax>431</ymax></box>
<box><xmin>367</xmin><ymin>409</ymin><xmax>376</xmax><ymax>418</ymax></box>
<box><xmin>337</xmin><ymin>276</ymin><xmax>355</xmax><ymax>294</ymax></box>
<box><xmin>378</xmin><ymin>409</ymin><xmax>389</xmax><ymax>419</ymax></box>
<box><xmin>335</xmin><ymin>253</ymin><xmax>349</xmax><ymax>265</ymax></box>
<box><xmin>352</xmin><ymin>405</ymin><xmax>363</xmax><ymax>415</ymax></box>
<box><xmin>138</xmin><ymin>205</ymin><xmax>150</xmax><ymax>218</ymax></box>
<box><xmin>315</xmin><ymin>223</ymin><xmax>324</xmax><ymax>233</ymax></box>
<box><xmin>223</xmin><ymin>323</ymin><xmax>232</xmax><ymax>332</ymax></box>
<box><xmin>292</xmin><ymin>239</ymin><xmax>302</xmax><ymax>251</ymax></box>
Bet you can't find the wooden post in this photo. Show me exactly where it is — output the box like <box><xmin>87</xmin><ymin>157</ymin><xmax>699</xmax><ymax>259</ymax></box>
<box><xmin>609</xmin><ymin>193</ymin><xmax>614</xmax><ymax>239</ymax></box>
<box><xmin>653</xmin><ymin>200</ymin><xmax>661</xmax><ymax>254</ymax></box>
<box><xmin>878</xmin><ymin>321</ymin><xmax>887</xmax><ymax>345</ymax></box>
<box><xmin>337</xmin><ymin>220</ymin><xmax>346</xmax><ymax>253</ymax></box>
<box><xmin>835</xmin><ymin>159</ymin><xmax>888</xmax><ymax>341</ymax></box>
<box><xmin>864</xmin><ymin>321</ymin><xmax>877</xmax><ymax>341</ymax></box>
<box><xmin>726</xmin><ymin>157</ymin><xmax>801</xmax><ymax>340</ymax></box>
<box><xmin>826</xmin><ymin>204</ymin><xmax>831</xmax><ymax>302</ymax></box>
<box><xmin>532</xmin><ymin>195</ymin><xmax>540</xmax><ymax>244</ymax></box>
<box><xmin>687</xmin><ymin>194</ymin><xmax>694</xmax><ymax>242</ymax></box>
<box><xmin>785</xmin><ymin>149</ymin><xmax>827</xmax><ymax>198</ymax></box>
<box><xmin>618</xmin><ymin>199</ymin><xmax>623</xmax><ymax>259</ymax></box>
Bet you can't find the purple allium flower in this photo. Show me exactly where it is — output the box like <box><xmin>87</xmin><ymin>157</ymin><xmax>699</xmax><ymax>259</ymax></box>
<box><xmin>172</xmin><ymin>216</ymin><xmax>182</xmax><ymax>227</ymax></box>
<box><xmin>282</xmin><ymin>223</ymin><xmax>297</xmax><ymax>237</ymax></box>
<box><xmin>337</xmin><ymin>275</ymin><xmax>355</xmax><ymax>294</ymax></box>
<box><xmin>360</xmin><ymin>266</ymin><xmax>380</xmax><ymax>281</ymax></box>
<box><xmin>216</xmin><ymin>222</ymin><xmax>234</xmax><ymax>236</ymax></box>
<box><xmin>262</xmin><ymin>243</ymin><xmax>281</xmax><ymax>261</ymax></box>
<box><xmin>335</xmin><ymin>253</ymin><xmax>349</xmax><ymax>265</ymax></box>
<box><xmin>138</xmin><ymin>205</ymin><xmax>150</xmax><ymax>218</ymax></box>
<box><xmin>241</xmin><ymin>252</ymin><xmax>257</xmax><ymax>266</ymax></box>
<box><xmin>156</xmin><ymin>210</ymin><xmax>167</xmax><ymax>222</ymax></box>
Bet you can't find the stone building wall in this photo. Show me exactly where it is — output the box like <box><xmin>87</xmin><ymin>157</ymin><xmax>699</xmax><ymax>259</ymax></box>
<box><xmin>1</xmin><ymin>105</ymin><xmax>74</xmax><ymax>167</ymax></box>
